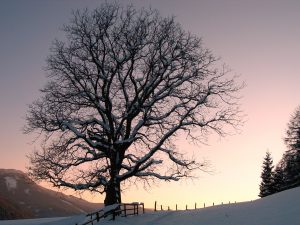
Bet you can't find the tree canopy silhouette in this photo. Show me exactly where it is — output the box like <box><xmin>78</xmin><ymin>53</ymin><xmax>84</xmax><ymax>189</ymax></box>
<box><xmin>25</xmin><ymin>3</ymin><xmax>242</xmax><ymax>205</ymax></box>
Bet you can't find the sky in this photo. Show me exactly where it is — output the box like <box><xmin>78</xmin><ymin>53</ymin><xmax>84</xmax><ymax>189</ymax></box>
<box><xmin>1</xmin><ymin>0</ymin><xmax>300</xmax><ymax>209</ymax></box>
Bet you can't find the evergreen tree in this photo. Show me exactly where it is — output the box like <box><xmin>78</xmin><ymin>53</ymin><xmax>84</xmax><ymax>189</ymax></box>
<box><xmin>285</xmin><ymin>106</ymin><xmax>300</xmax><ymax>150</ymax></box>
<box><xmin>282</xmin><ymin>106</ymin><xmax>300</xmax><ymax>188</ymax></box>
<box><xmin>259</xmin><ymin>151</ymin><xmax>274</xmax><ymax>197</ymax></box>
<box><xmin>281</xmin><ymin>151</ymin><xmax>300</xmax><ymax>188</ymax></box>
<box><xmin>268</xmin><ymin>106</ymin><xmax>300</xmax><ymax>193</ymax></box>
<box><xmin>272</xmin><ymin>165</ymin><xmax>285</xmax><ymax>193</ymax></box>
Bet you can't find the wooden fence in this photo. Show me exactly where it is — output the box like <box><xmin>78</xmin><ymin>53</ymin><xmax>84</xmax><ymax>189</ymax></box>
<box><xmin>76</xmin><ymin>202</ymin><xmax>144</xmax><ymax>225</ymax></box>
<box><xmin>154</xmin><ymin>200</ymin><xmax>237</xmax><ymax>211</ymax></box>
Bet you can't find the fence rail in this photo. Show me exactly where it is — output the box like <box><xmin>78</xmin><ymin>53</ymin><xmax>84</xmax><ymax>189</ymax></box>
<box><xmin>76</xmin><ymin>202</ymin><xmax>144</xmax><ymax>225</ymax></box>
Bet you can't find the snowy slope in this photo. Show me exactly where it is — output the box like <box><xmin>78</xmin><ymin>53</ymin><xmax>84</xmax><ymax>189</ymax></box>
<box><xmin>2</xmin><ymin>186</ymin><xmax>300</xmax><ymax>225</ymax></box>
<box><xmin>98</xmin><ymin>186</ymin><xmax>300</xmax><ymax>225</ymax></box>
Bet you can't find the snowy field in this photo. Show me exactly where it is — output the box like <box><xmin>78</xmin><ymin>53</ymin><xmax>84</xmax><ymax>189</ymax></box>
<box><xmin>1</xmin><ymin>187</ymin><xmax>300</xmax><ymax>225</ymax></box>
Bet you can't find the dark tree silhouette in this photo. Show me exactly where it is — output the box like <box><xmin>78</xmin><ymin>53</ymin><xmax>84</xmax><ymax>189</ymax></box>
<box><xmin>272</xmin><ymin>164</ymin><xmax>285</xmax><ymax>193</ymax></box>
<box><xmin>281</xmin><ymin>106</ymin><xmax>300</xmax><ymax>188</ymax></box>
<box><xmin>267</xmin><ymin>106</ymin><xmax>300</xmax><ymax>194</ymax></box>
<box><xmin>259</xmin><ymin>151</ymin><xmax>274</xmax><ymax>197</ymax></box>
<box><xmin>285</xmin><ymin>106</ymin><xmax>300</xmax><ymax>150</ymax></box>
<box><xmin>25</xmin><ymin>3</ymin><xmax>242</xmax><ymax>205</ymax></box>
<box><xmin>278</xmin><ymin>151</ymin><xmax>300</xmax><ymax>189</ymax></box>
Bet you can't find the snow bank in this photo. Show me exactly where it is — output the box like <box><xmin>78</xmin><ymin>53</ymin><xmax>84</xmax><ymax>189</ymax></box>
<box><xmin>103</xmin><ymin>203</ymin><xmax>120</xmax><ymax>213</ymax></box>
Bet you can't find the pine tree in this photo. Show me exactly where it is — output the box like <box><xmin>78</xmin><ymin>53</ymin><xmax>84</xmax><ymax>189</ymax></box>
<box><xmin>269</xmin><ymin>106</ymin><xmax>300</xmax><ymax>193</ymax></box>
<box><xmin>285</xmin><ymin>106</ymin><xmax>300</xmax><ymax>150</ymax></box>
<box><xmin>282</xmin><ymin>106</ymin><xmax>300</xmax><ymax>188</ymax></box>
<box><xmin>281</xmin><ymin>151</ymin><xmax>300</xmax><ymax>188</ymax></box>
<box><xmin>259</xmin><ymin>151</ymin><xmax>274</xmax><ymax>197</ymax></box>
<box><xmin>272</xmin><ymin>165</ymin><xmax>285</xmax><ymax>193</ymax></box>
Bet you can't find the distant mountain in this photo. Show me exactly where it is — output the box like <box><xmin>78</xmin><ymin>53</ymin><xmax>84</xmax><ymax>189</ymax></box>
<box><xmin>0</xmin><ymin>169</ymin><xmax>103</xmax><ymax>219</ymax></box>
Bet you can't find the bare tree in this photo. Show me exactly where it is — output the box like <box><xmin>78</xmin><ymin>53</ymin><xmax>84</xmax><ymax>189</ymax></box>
<box><xmin>25</xmin><ymin>3</ymin><xmax>242</xmax><ymax>206</ymax></box>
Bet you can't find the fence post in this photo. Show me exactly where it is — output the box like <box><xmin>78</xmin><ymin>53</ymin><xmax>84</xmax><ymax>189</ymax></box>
<box><xmin>96</xmin><ymin>212</ymin><xmax>100</xmax><ymax>222</ymax></box>
<box><xmin>161</xmin><ymin>205</ymin><xmax>163</xmax><ymax>211</ymax></box>
<box><xmin>204</xmin><ymin>203</ymin><xmax>205</xmax><ymax>208</ymax></box>
<box><xmin>154</xmin><ymin>201</ymin><xmax>157</xmax><ymax>211</ymax></box>
<box><xmin>186</xmin><ymin>205</ymin><xmax>187</xmax><ymax>210</ymax></box>
<box><xmin>213</xmin><ymin>202</ymin><xmax>214</xmax><ymax>206</ymax></box>
<box><xmin>124</xmin><ymin>204</ymin><xmax>127</xmax><ymax>217</ymax></box>
<box><xmin>176</xmin><ymin>204</ymin><xmax>177</xmax><ymax>211</ymax></box>
<box><xmin>142</xmin><ymin>203</ymin><xmax>145</xmax><ymax>214</ymax></box>
<box><xmin>195</xmin><ymin>203</ymin><xmax>197</xmax><ymax>209</ymax></box>
<box><xmin>168</xmin><ymin>206</ymin><xmax>170</xmax><ymax>211</ymax></box>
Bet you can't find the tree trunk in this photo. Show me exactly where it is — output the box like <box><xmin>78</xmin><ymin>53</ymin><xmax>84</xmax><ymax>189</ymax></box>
<box><xmin>104</xmin><ymin>181</ymin><xmax>121</xmax><ymax>206</ymax></box>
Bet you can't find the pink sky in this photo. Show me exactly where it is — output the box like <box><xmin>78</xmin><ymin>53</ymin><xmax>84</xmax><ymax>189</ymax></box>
<box><xmin>1</xmin><ymin>0</ymin><xmax>300</xmax><ymax>208</ymax></box>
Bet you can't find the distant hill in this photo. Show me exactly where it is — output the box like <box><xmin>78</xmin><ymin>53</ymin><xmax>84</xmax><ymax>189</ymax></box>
<box><xmin>0</xmin><ymin>169</ymin><xmax>103</xmax><ymax>219</ymax></box>
<box><xmin>0</xmin><ymin>195</ymin><xmax>33</xmax><ymax>220</ymax></box>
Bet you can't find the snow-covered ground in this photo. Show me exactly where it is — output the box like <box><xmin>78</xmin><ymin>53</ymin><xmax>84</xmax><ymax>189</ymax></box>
<box><xmin>0</xmin><ymin>215</ymin><xmax>85</xmax><ymax>225</ymax></box>
<box><xmin>2</xmin><ymin>187</ymin><xmax>300</xmax><ymax>225</ymax></box>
